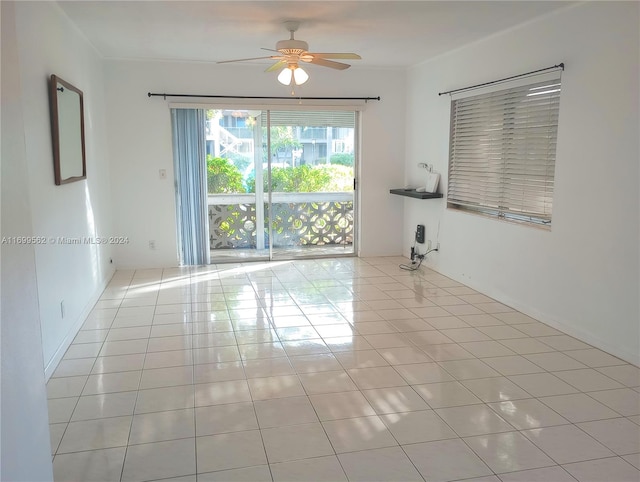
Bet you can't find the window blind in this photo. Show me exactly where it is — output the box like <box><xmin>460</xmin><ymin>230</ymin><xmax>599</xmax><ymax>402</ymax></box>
<box><xmin>447</xmin><ymin>77</ymin><xmax>561</xmax><ymax>226</ymax></box>
<box><xmin>260</xmin><ymin>110</ymin><xmax>355</xmax><ymax>128</ymax></box>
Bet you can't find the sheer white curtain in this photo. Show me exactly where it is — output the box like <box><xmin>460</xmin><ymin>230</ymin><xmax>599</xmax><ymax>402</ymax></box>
<box><xmin>171</xmin><ymin>108</ymin><xmax>210</xmax><ymax>265</ymax></box>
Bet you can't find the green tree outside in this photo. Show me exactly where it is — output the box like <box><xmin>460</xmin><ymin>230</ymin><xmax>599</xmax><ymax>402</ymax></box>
<box><xmin>208</xmin><ymin>157</ymin><xmax>354</xmax><ymax>194</ymax></box>
<box><xmin>268</xmin><ymin>126</ymin><xmax>302</xmax><ymax>156</ymax></box>
<box><xmin>207</xmin><ymin>155</ymin><xmax>245</xmax><ymax>193</ymax></box>
<box><xmin>329</xmin><ymin>153</ymin><xmax>354</xmax><ymax>166</ymax></box>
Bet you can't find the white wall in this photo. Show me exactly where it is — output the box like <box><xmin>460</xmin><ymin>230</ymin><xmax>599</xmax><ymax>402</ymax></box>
<box><xmin>1</xmin><ymin>3</ymin><xmax>54</xmax><ymax>480</ymax></box>
<box><xmin>104</xmin><ymin>60</ymin><xmax>406</xmax><ymax>267</ymax></box>
<box><xmin>405</xmin><ymin>2</ymin><xmax>640</xmax><ymax>364</ymax></box>
<box><xmin>14</xmin><ymin>2</ymin><xmax>115</xmax><ymax>373</ymax></box>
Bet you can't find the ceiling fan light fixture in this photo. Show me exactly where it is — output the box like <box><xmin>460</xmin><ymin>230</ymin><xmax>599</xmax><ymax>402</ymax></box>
<box><xmin>277</xmin><ymin>67</ymin><xmax>293</xmax><ymax>85</ymax></box>
<box><xmin>277</xmin><ymin>65</ymin><xmax>309</xmax><ymax>86</ymax></box>
<box><xmin>293</xmin><ymin>66</ymin><xmax>309</xmax><ymax>85</ymax></box>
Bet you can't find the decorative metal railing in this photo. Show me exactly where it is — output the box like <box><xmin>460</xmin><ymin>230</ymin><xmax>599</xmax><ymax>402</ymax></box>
<box><xmin>208</xmin><ymin>192</ymin><xmax>353</xmax><ymax>250</ymax></box>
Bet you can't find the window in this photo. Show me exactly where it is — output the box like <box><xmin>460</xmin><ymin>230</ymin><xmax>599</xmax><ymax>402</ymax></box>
<box><xmin>447</xmin><ymin>77</ymin><xmax>561</xmax><ymax>227</ymax></box>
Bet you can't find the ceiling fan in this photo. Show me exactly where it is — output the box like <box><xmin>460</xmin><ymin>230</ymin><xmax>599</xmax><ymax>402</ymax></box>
<box><xmin>217</xmin><ymin>21</ymin><xmax>361</xmax><ymax>86</ymax></box>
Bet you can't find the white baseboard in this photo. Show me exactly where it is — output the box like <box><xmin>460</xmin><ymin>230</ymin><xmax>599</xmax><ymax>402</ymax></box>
<box><xmin>44</xmin><ymin>267</ymin><xmax>115</xmax><ymax>380</ymax></box>
<box><xmin>425</xmin><ymin>261</ymin><xmax>639</xmax><ymax>367</ymax></box>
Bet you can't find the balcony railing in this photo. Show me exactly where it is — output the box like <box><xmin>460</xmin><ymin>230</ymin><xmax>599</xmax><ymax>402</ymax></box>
<box><xmin>208</xmin><ymin>192</ymin><xmax>353</xmax><ymax>249</ymax></box>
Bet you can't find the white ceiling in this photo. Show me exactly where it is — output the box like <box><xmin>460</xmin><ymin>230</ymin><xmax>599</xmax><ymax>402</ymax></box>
<box><xmin>58</xmin><ymin>1</ymin><xmax>572</xmax><ymax>69</ymax></box>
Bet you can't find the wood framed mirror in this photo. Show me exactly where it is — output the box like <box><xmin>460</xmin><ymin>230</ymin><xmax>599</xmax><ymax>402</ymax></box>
<box><xmin>49</xmin><ymin>74</ymin><xmax>86</xmax><ymax>185</ymax></box>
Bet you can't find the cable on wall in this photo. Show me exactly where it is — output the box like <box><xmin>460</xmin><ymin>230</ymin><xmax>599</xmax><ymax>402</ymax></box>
<box><xmin>438</xmin><ymin>62</ymin><xmax>564</xmax><ymax>97</ymax></box>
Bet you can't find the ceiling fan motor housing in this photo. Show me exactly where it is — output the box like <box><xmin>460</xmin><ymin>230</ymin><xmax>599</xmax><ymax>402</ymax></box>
<box><xmin>276</xmin><ymin>39</ymin><xmax>309</xmax><ymax>55</ymax></box>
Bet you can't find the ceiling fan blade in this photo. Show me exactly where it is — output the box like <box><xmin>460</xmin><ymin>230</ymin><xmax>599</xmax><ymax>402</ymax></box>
<box><xmin>217</xmin><ymin>56</ymin><xmax>278</xmax><ymax>64</ymax></box>
<box><xmin>261</xmin><ymin>47</ymin><xmax>282</xmax><ymax>53</ymax></box>
<box><xmin>265</xmin><ymin>60</ymin><xmax>287</xmax><ymax>72</ymax></box>
<box><xmin>307</xmin><ymin>58</ymin><xmax>352</xmax><ymax>70</ymax></box>
<box><xmin>307</xmin><ymin>53</ymin><xmax>362</xmax><ymax>60</ymax></box>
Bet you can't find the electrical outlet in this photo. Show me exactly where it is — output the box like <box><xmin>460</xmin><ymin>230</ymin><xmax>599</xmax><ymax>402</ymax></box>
<box><xmin>159</xmin><ymin>169</ymin><xmax>167</xmax><ymax>179</ymax></box>
<box><xmin>149</xmin><ymin>240</ymin><xmax>156</xmax><ymax>250</ymax></box>
<box><xmin>436</xmin><ymin>242</ymin><xmax>441</xmax><ymax>252</ymax></box>
<box><xmin>427</xmin><ymin>240</ymin><xmax>432</xmax><ymax>250</ymax></box>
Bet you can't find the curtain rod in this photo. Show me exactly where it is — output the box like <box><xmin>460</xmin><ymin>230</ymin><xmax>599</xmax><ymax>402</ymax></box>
<box><xmin>438</xmin><ymin>62</ymin><xmax>564</xmax><ymax>97</ymax></box>
<box><xmin>148</xmin><ymin>92</ymin><xmax>381</xmax><ymax>102</ymax></box>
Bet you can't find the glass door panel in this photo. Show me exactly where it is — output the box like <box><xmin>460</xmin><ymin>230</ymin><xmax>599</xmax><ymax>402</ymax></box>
<box><xmin>206</xmin><ymin>109</ymin><xmax>268</xmax><ymax>262</ymax></box>
<box><xmin>264</xmin><ymin>111</ymin><xmax>356</xmax><ymax>260</ymax></box>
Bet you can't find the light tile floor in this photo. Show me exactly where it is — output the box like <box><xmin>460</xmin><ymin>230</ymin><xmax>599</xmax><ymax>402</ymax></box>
<box><xmin>47</xmin><ymin>257</ymin><xmax>640</xmax><ymax>482</ymax></box>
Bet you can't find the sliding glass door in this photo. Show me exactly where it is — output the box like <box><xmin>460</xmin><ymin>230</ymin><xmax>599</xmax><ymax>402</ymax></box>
<box><xmin>203</xmin><ymin>108</ymin><xmax>357</xmax><ymax>263</ymax></box>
